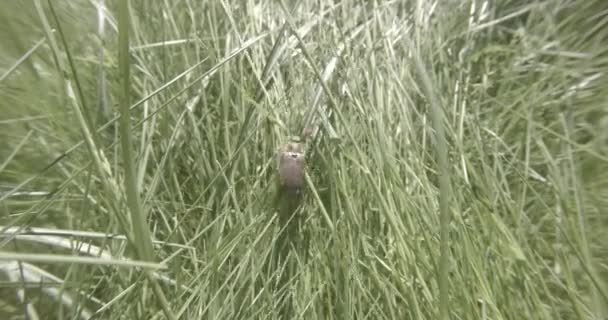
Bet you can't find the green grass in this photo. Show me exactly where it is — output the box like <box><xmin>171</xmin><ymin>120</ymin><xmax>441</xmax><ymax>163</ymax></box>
<box><xmin>1</xmin><ymin>0</ymin><xmax>607</xmax><ymax>319</ymax></box>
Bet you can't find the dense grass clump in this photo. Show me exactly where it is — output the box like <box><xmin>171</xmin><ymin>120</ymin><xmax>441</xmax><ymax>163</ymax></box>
<box><xmin>1</xmin><ymin>1</ymin><xmax>607</xmax><ymax>319</ymax></box>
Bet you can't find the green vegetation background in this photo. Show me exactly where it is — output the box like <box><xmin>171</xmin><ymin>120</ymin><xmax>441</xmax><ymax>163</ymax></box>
<box><xmin>0</xmin><ymin>0</ymin><xmax>607</xmax><ymax>319</ymax></box>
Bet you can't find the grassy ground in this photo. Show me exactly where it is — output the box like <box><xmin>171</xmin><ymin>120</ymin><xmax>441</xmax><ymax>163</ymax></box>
<box><xmin>1</xmin><ymin>0</ymin><xmax>607</xmax><ymax>319</ymax></box>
